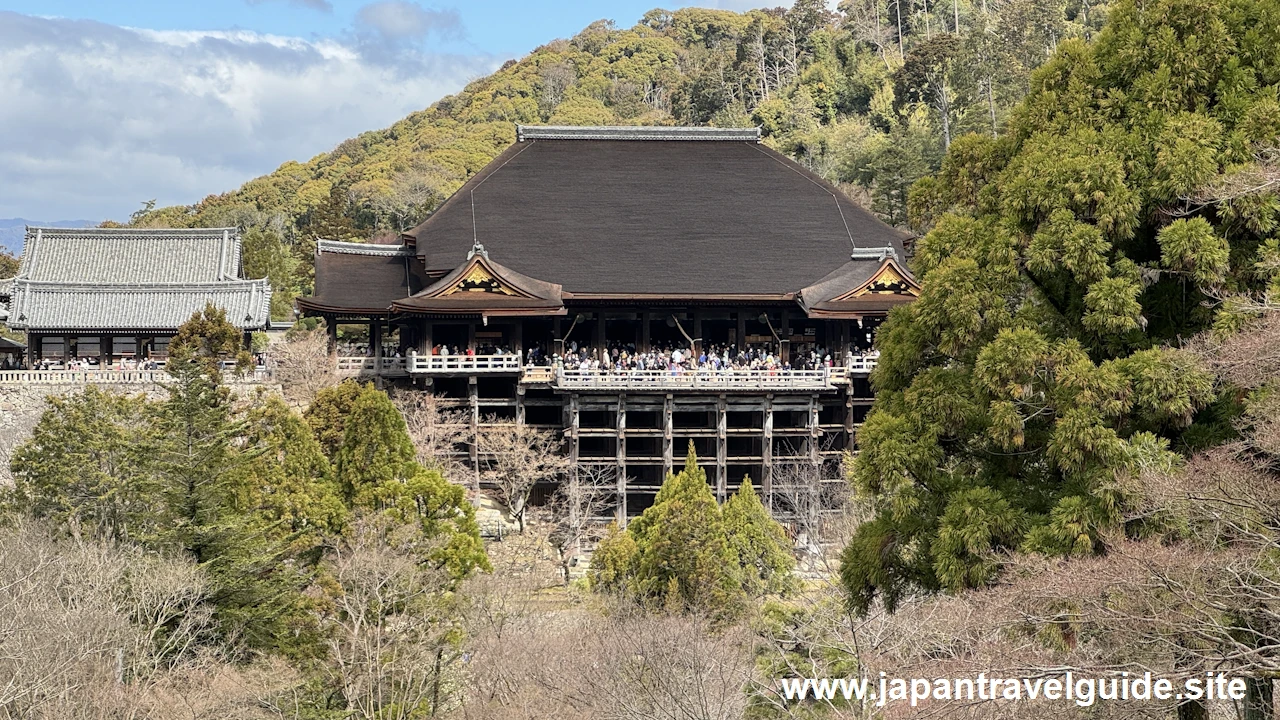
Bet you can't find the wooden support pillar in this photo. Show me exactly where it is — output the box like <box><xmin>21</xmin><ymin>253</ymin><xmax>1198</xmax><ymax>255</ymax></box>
<box><xmin>569</xmin><ymin>393</ymin><xmax>581</xmax><ymax>479</ymax></box>
<box><xmin>616</xmin><ymin>394</ymin><xmax>627</xmax><ymax>524</ymax></box>
<box><xmin>845</xmin><ymin>386</ymin><xmax>857</xmax><ymax>452</ymax></box>
<box><xmin>102</xmin><ymin>336</ymin><xmax>113</xmax><ymax>367</ymax></box>
<box><xmin>553</xmin><ymin>317</ymin><xmax>563</xmax><ymax>356</ymax></box>
<box><xmin>641</xmin><ymin>311</ymin><xmax>652</xmax><ymax>351</ymax></box>
<box><xmin>371</xmin><ymin>320</ymin><xmax>384</xmax><ymax>389</ymax></box>
<box><xmin>780</xmin><ymin>309</ymin><xmax>791</xmax><ymax>363</ymax></box>
<box><xmin>327</xmin><ymin>317</ymin><xmax>338</xmax><ymax>356</ymax></box>
<box><xmin>467</xmin><ymin>322</ymin><xmax>477</xmax><ymax>354</ymax></box>
<box><xmin>469</xmin><ymin>377</ymin><xmax>480</xmax><ymax>489</ymax></box>
<box><xmin>513</xmin><ymin>321</ymin><xmax>524</xmax><ymax>359</ymax></box>
<box><xmin>809</xmin><ymin>395</ymin><xmax>821</xmax><ymax>466</ymax></box>
<box><xmin>421</xmin><ymin>322</ymin><xmax>433</xmax><ymax>353</ymax></box>
<box><xmin>763</xmin><ymin>394</ymin><xmax>774</xmax><ymax>511</ymax></box>
<box><xmin>736</xmin><ymin>312</ymin><xmax>747</xmax><ymax>353</ymax></box>
<box><xmin>516</xmin><ymin>385</ymin><xmax>526</xmax><ymax>426</ymax></box>
<box><xmin>662</xmin><ymin>394</ymin><xmax>674</xmax><ymax>477</ymax></box>
<box><xmin>716</xmin><ymin>395</ymin><xmax>728</xmax><ymax>503</ymax></box>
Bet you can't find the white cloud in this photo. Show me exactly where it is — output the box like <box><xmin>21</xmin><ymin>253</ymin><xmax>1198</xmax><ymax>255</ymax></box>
<box><xmin>355</xmin><ymin>1</ymin><xmax>464</xmax><ymax>41</ymax></box>
<box><xmin>0</xmin><ymin>11</ymin><xmax>497</xmax><ymax>221</ymax></box>
<box><xmin>246</xmin><ymin>0</ymin><xmax>335</xmax><ymax>12</ymax></box>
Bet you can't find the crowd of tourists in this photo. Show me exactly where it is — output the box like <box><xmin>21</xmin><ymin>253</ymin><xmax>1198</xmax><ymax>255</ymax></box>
<box><xmin>332</xmin><ymin>339</ymin><xmax>880</xmax><ymax>375</ymax></box>
<box><xmin>536</xmin><ymin>341</ymin><xmax>879</xmax><ymax>374</ymax></box>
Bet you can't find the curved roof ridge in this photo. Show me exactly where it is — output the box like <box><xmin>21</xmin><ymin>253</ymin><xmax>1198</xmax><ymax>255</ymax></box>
<box><xmin>316</xmin><ymin>239</ymin><xmax>414</xmax><ymax>256</ymax></box>
<box><xmin>517</xmin><ymin>125</ymin><xmax>761</xmax><ymax>142</ymax></box>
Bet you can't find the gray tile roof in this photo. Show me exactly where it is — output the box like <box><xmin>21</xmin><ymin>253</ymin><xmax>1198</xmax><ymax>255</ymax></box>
<box><xmin>17</xmin><ymin>227</ymin><xmax>242</xmax><ymax>284</ymax></box>
<box><xmin>6</xmin><ymin>281</ymin><xmax>271</xmax><ymax>331</ymax></box>
<box><xmin>5</xmin><ymin>226</ymin><xmax>270</xmax><ymax>332</ymax></box>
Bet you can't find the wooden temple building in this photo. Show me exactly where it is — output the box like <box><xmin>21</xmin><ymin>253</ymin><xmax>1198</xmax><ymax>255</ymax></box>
<box><xmin>0</xmin><ymin>227</ymin><xmax>271</xmax><ymax>366</ymax></box>
<box><xmin>303</xmin><ymin>125</ymin><xmax>920</xmax><ymax>520</ymax></box>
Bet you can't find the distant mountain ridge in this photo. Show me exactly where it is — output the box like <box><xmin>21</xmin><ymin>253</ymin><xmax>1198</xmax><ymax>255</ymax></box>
<box><xmin>0</xmin><ymin>219</ymin><xmax>96</xmax><ymax>256</ymax></box>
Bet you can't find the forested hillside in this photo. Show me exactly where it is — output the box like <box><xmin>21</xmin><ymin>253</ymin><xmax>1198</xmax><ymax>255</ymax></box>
<box><xmin>120</xmin><ymin>0</ymin><xmax>1102</xmax><ymax>318</ymax></box>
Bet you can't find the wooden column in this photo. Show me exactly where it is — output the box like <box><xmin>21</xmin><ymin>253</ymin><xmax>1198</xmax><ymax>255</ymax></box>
<box><xmin>641</xmin><ymin>311</ymin><xmax>652</xmax><ymax>351</ymax></box>
<box><xmin>662</xmin><ymin>393</ymin><xmax>674</xmax><ymax>477</ymax></box>
<box><xmin>763</xmin><ymin>394</ymin><xmax>774</xmax><ymax>511</ymax></box>
<box><xmin>616</xmin><ymin>394</ymin><xmax>627</xmax><ymax>524</ymax></box>
<box><xmin>327</xmin><ymin>318</ymin><xmax>338</xmax><ymax>355</ymax></box>
<box><xmin>846</xmin><ymin>385</ymin><xmax>857</xmax><ymax>452</ymax></box>
<box><xmin>513</xmin><ymin>321</ymin><xmax>523</xmax><ymax>358</ymax></box>
<box><xmin>553</xmin><ymin>317</ymin><xmax>564</xmax><ymax>356</ymax></box>
<box><xmin>516</xmin><ymin>385</ymin><xmax>526</xmax><ymax>426</ymax></box>
<box><xmin>371</xmin><ymin>320</ymin><xmax>384</xmax><ymax>389</ymax></box>
<box><xmin>809</xmin><ymin>395</ymin><xmax>821</xmax><ymax>466</ymax></box>
<box><xmin>716</xmin><ymin>395</ymin><xmax>728</xmax><ymax>503</ymax></box>
<box><xmin>736</xmin><ymin>312</ymin><xmax>747</xmax><ymax>353</ymax></box>
<box><xmin>469</xmin><ymin>377</ymin><xmax>480</xmax><ymax>488</ymax></box>
<box><xmin>569</xmin><ymin>393</ymin><xmax>581</xmax><ymax>479</ymax></box>
<box><xmin>102</xmin><ymin>336</ymin><xmax>113</xmax><ymax>367</ymax></box>
<box><xmin>467</xmin><ymin>322</ymin><xmax>477</xmax><ymax>354</ymax></box>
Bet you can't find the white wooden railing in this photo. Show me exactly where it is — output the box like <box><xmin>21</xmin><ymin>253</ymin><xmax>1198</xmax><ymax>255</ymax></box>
<box><xmin>0</xmin><ymin>369</ymin><xmax>272</xmax><ymax>385</ymax></box>
<box><xmin>553</xmin><ymin>368</ymin><xmax>833</xmax><ymax>391</ymax></box>
<box><xmin>845</xmin><ymin>355</ymin><xmax>879</xmax><ymax>373</ymax></box>
<box><xmin>336</xmin><ymin>356</ymin><xmax>408</xmax><ymax>376</ymax></box>
<box><xmin>522</xmin><ymin>366</ymin><xmax>556</xmax><ymax>384</ymax></box>
<box><xmin>408</xmin><ymin>354</ymin><xmax>522</xmax><ymax>374</ymax></box>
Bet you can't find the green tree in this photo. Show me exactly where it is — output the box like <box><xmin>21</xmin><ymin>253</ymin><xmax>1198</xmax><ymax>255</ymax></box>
<box><xmin>722</xmin><ymin>479</ymin><xmax>797</xmax><ymax>597</ymax></box>
<box><xmin>153</xmin><ymin>338</ymin><xmax>316</xmax><ymax>654</ymax></box>
<box><xmin>8</xmin><ymin>387</ymin><xmax>152</xmax><ymax>542</ymax></box>
<box><xmin>841</xmin><ymin>0</ymin><xmax>1271</xmax><ymax>614</ymax></box>
<box><xmin>234</xmin><ymin>395</ymin><xmax>348</xmax><ymax>551</ymax></box>
<box><xmin>169</xmin><ymin>302</ymin><xmax>252</xmax><ymax>374</ymax></box>
<box><xmin>333</xmin><ymin>384</ymin><xmax>419</xmax><ymax>507</ymax></box>
<box><xmin>241</xmin><ymin>227</ymin><xmax>297</xmax><ymax>320</ymax></box>
<box><xmin>305</xmin><ymin>380</ymin><xmax>366</xmax><ymax>460</ymax></box>
<box><xmin>607</xmin><ymin>447</ymin><xmax>747</xmax><ymax>620</ymax></box>
<box><xmin>332</xmin><ymin>384</ymin><xmax>488</xmax><ymax>582</ymax></box>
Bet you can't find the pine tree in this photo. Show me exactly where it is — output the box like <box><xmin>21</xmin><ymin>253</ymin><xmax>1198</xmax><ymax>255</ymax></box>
<box><xmin>589</xmin><ymin>522</ymin><xmax>639</xmax><ymax>594</ymax></box>
<box><xmin>626</xmin><ymin>446</ymin><xmax>745</xmax><ymax>619</ymax></box>
<box><xmin>333</xmin><ymin>384</ymin><xmax>489</xmax><ymax>582</ymax></box>
<box><xmin>152</xmin><ymin>310</ymin><xmax>316</xmax><ymax>655</ymax></box>
<box><xmin>333</xmin><ymin>384</ymin><xmax>419</xmax><ymax>508</ymax></box>
<box><xmin>8</xmin><ymin>387</ymin><xmax>152</xmax><ymax>542</ymax></box>
<box><xmin>722</xmin><ymin>479</ymin><xmax>797</xmax><ymax>597</ymax></box>
<box><xmin>305</xmin><ymin>380</ymin><xmax>366</xmax><ymax>461</ymax></box>
<box><xmin>234</xmin><ymin>395</ymin><xmax>348</xmax><ymax>552</ymax></box>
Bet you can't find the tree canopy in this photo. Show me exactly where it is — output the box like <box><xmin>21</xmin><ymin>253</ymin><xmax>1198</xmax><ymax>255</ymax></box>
<box><xmin>842</xmin><ymin>0</ymin><xmax>1280</xmax><ymax>614</ymax></box>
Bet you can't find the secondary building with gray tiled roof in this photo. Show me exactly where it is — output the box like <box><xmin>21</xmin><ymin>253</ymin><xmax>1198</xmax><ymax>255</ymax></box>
<box><xmin>1</xmin><ymin>227</ymin><xmax>271</xmax><ymax>365</ymax></box>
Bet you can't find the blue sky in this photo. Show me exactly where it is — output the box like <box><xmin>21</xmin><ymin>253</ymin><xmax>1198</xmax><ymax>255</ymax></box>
<box><xmin>0</xmin><ymin>0</ymin><xmax>795</xmax><ymax>223</ymax></box>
